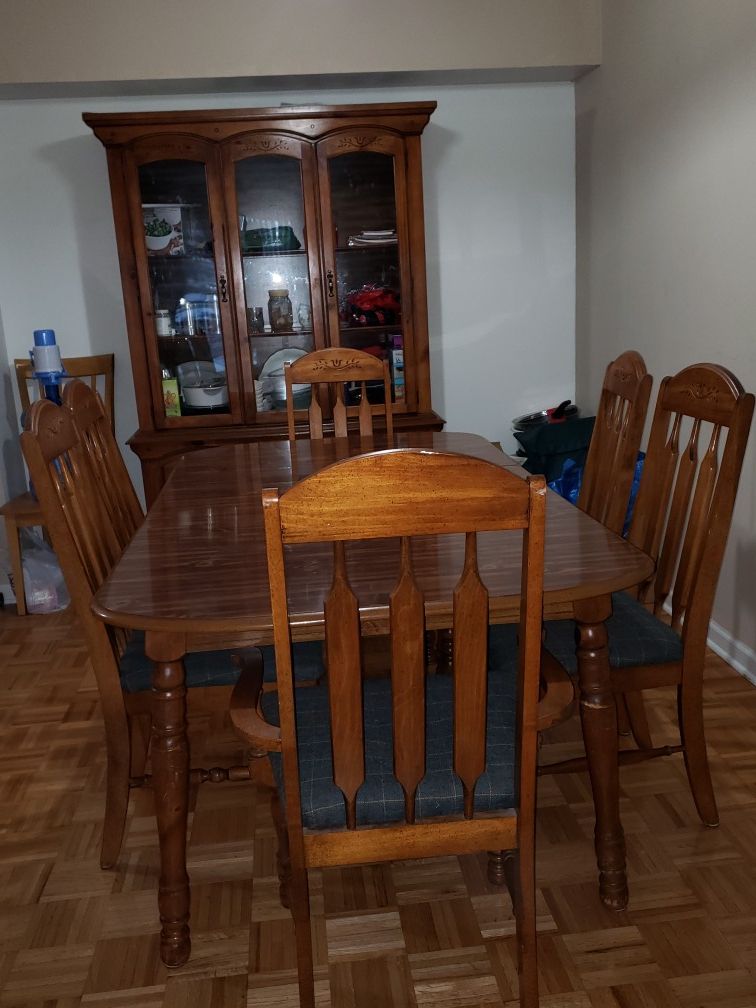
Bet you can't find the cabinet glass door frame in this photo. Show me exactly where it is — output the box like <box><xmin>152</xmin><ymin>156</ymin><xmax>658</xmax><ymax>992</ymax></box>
<box><xmin>123</xmin><ymin>135</ymin><xmax>243</xmax><ymax>429</ymax></box>
<box><xmin>316</xmin><ymin>128</ymin><xmax>417</xmax><ymax>414</ymax></box>
<box><xmin>221</xmin><ymin>133</ymin><xmax>325</xmax><ymax>424</ymax></box>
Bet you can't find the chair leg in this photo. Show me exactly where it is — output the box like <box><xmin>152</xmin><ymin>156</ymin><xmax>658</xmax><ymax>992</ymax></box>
<box><xmin>290</xmin><ymin>863</ymin><xmax>315</xmax><ymax>1008</ymax></box>
<box><xmin>100</xmin><ymin>748</ymin><xmax>132</xmax><ymax>869</ymax></box>
<box><xmin>98</xmin><ymin>702</ymin><xmax>135</xmax><ymax>869</ymax></box>
<box><xmin>622</xmin><ymin>691</ymin><xmax>654</xmax><ymax>750</ymax></box>
<box><xmin>271</xmin><ymin>789</ymin><xmax>291</xmax><ymax>909</ymax></box>
<box><xmin>678</xmin><ymin>681</ymin><xmax>719</xmax><ymax>827</ymax></box>
<box><xmin>616</xmin><ymin>694</ymin><xmax>632</xmax><ymax>736</ymax></box>
<box><xmin>512</xmin><ymin>847</ymin><xmax>539</xmax><ymax>1008</ymax></box>
<box><xmin>128</xmin><ymin>712</ymin><xmax>151</xmax><ymax>780</ymax></box>
<box><xmin>5</xmin><ymin>516</ymin><xmax>26</xmax><ymax>616</ymax></box>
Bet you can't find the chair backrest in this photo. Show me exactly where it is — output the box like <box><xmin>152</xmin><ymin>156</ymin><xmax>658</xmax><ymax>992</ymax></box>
<box><xmin>20</xmin><ymin>394</ymin><xmax>135</xmax><ymax>701</ymax></box>
<box><xmin>627</xmin><ymin>363</ymin><xmax>753</xmax><ymax>640</ymax></box>
<box><xmin>15</xmin><ymin>353</ymin><xmax>115</xmax><ymax>433</ymax></box>
<box><xmin>578</xmin><ymin>350</ymin><xmax>652</xmax><ymax>535</ymax></box>
<box><xmin>263</xmin><ymin>449</ymin><xmax>545</xmax><ymax>851</ymax></box>
<box><xmin>63</xmin><ymin>380</ymin><xmax>143</xmax><ymax>551</ymax></box>
<box><xmin>284</xmin><ymin>347</ymin><xmax>394</xmax><ymax>441</ymax></box>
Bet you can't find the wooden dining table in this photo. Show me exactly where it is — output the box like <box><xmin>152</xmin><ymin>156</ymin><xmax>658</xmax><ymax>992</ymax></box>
<box><xmin>92</xmin><ymin>430</ymin><xmax>654</xmax><ymax>967</ymax></box>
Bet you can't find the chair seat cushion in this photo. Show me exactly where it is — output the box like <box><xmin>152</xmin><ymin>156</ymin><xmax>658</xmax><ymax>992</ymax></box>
<box><xmin>260</xmin><ymin>641</ymin><xmax>325</xmax><ymax>685</ymax></box>
<box><xmin>119</xmin><ymin>634</ymin><xmax>326</xmax><ymax>694</ymax></box>
<box><xmin>261</xmin><ymin>625</ymin><xmax>520</xmax><ymax>831</ymax></box>
<box><xmin>544</xmin><ymin>591</ymin><xmax>683</xmax><ymax>676</ymax></box>
<box><xmin>119</xmin><ymin>631</ymin><xmax>243</xmax><ymax>694</ymax></box>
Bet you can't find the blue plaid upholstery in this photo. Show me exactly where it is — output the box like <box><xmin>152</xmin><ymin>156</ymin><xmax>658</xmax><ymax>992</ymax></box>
<box><xmin>261</xmin><ymin>624</ymin><xmax>520</xmax><ymax>831</ymax></box>
<box><xmin>260</xmin><ymin>641</ymin><xmax>325</xmax><ymax>685</ymax></box>
<box><xmin>119</xmin><ymin>631</ymin><xmax>243</xmax><ymax>694</ymax></box>
<box><xmin>118</xmin><ymin>634</ymin><xmax>325</xmax><ymax>694</ymax></box>
<box><xmin>543</xmin><ymin>591</ymin><xmax>683</xmax><ymax>676</ymax></box>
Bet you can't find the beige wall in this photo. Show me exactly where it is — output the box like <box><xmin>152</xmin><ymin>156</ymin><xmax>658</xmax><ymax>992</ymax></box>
<box><xmin>575</xmin><ymin>1</ymin><xmax>756</xmax><ymax>674</ymax></box>
<box><xmin>0</xmin><ymin>0</ymin><xmax>600</xmax><ymax>85</ymax></box>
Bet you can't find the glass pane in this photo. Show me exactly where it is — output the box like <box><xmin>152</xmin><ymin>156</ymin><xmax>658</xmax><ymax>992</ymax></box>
<box><xmin>235</xmin><ymin>154</ymin><xmax>312</xmax><ymax>413</ymax></box>
<box><xmin>138</xmin><ymin>160</ymin><xmax>229</xmax><ymax>418</ymax></box>
<box><xmin>329</xmin><ymin>151</ymin><xmax>405</xmax><ymax>405</ymax></box>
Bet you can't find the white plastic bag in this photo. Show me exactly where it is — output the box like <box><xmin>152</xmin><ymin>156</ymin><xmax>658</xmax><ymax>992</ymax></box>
<box><xmin>21</xmin><ymin>528</ymin><xmax>70</xmax><ymax>614</ymax></box>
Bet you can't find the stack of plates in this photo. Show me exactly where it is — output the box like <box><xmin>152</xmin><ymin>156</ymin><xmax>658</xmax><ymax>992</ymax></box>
<box><xmin>347</xmin><ymin>229</ymin><xmax>397</xmax><ymax>246</ymax></box>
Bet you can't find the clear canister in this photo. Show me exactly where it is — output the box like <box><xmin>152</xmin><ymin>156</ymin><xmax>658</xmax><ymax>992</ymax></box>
<box><xmin>268</xmin><ymin>289</ymin><xmax>293</xmax><ymax>333</ymax></box>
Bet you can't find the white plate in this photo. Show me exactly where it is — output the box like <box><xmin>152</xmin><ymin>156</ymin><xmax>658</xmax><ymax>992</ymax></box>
<box><xmin>258</xmin><ymin>347</ymin><xmax>307</xmax><ymax>377</ymax></box>
<box><xmin>259</xmin><ymin>347</ymin><xmax>309</xmax><ymax>393</ymax></box>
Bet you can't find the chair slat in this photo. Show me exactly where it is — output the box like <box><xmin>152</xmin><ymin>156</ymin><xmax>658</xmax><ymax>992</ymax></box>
<box><xmin>55</xmin><ymin>447</ymin><xmax>118</xmax><ymax>591</ymax></box>
<box><xmin>64</xmin><ymin>381</ymin><xmax>142</xmax><ymax>550</ymax></box>
<box><xmin>654</xmin><ymin>417</ymin><xmax>700</xmax><ymax>612</ymax></box>
<box><xmin>332</xmin><ymin>385</ymin><xmax>347</xmax><ymax>439</ymax></box>
<box><xmin>324</xmin><ymin>541</ymin><xmax>365</xmax><ymax>830</ymax></box>
<box><xmin>452</xmin><ymin>532</ymin><xmax>489</xmax><ymax>819</ymax></box>
<box><xmin>357</xmin><ymin>383</ymin><xmax>372</xmax><ymax>438</ymax></box>
<box><xmin>633</xmin><ymin>410</ymin><xmax>681</xmax><ymax>603</ymax></box>
<box><xmin>671</xmin><ymin>425</ymin><xmax>720</xmax><ymax>630</ymax></box>
<box><xmin>389</xmin><ymin>537</ymin><xmax>426</xmax><ymax>823</ymax></box>
<box><xmin>307</xmin><ymin>391</ymin><xmax>324</xmax><ymax>440</ymax></box>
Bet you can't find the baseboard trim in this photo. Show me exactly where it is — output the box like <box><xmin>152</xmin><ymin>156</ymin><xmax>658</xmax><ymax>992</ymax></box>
<box><xmin>706</xmin><ymin>617</ymin><xmax>756</xmax><ymax>686</ymax></box>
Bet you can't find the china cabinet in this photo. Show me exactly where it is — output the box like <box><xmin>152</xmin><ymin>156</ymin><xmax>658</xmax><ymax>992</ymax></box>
<box><xmin>84</xmin><ymin>102</ymin><xmax>443</xmax><ymax>503</ymax></box>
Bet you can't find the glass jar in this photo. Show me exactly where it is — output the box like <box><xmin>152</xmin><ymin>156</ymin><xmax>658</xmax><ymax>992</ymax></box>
<box><xmin>155</xmin><ymin>309</ymin><xmax>172</xmax><ymax>336</ymax></box>
<box><xmin>268</xmin><ymin>288</ymin><xmax>293</xmax><ymax>333</ymax></box>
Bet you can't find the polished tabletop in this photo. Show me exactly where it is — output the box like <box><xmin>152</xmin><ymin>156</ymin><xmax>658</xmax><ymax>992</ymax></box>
<box><xmin>93</xmin><ymin>431</ymin><xmax>654</xmax><ymax>637</ymax></box>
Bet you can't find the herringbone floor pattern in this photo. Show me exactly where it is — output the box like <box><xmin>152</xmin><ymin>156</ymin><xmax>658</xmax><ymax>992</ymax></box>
<box><xmin>0</xmin><ymin>605</ymin><xmax>755</xmax><ymax>1007</ymax></box>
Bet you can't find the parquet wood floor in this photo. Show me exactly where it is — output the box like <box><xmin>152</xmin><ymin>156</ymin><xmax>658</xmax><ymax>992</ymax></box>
<box><xmin>0</xmin><ymin>605</ymin><xmax>755</xmax><ymax>1007</ymax></box>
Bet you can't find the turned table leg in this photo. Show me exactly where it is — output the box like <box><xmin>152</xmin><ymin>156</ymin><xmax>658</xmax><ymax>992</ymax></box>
<box><xmin>573</xmin><ymin>596</ymin><xmax>628</xmax><ymax>911</ymax></box>
<box><xmin>147</xmin><ymin>631</ymin><xmax>191</xmax><ymax>966</ymax></box>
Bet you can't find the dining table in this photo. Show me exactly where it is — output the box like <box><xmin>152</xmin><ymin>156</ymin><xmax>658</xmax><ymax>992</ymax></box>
<box><xmin>92</xmin><ymin>430</ymin><xmax>654</xmax><ymax>967</ymax></box>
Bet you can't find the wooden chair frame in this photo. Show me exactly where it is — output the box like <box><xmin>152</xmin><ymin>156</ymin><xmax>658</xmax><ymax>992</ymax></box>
<box><xmin>2</xmin><ymin>354</ymin><xmax>115</xmax><ymax>614</ymax></box>
<box><xmin>15</xmin><ymin>354</ymin><xmax>116</xmax><ymax>429</ymax></box>
<box><xmin>243</xmin><ymin>449</ymin><xmax>546</xmax><ymax>1008</ymax></box>
<box><xmin>544</xmin><ymin>363</ymin><xmax>753</xmax><ymax>829</ymax></box>
<box><xmin>578</xmin><ymin>350</ymin><xmax>652</xmax><ymax>535</ymax></box>
<box><xmin>619</xmin><ymin>363</ymin><xmax>753</xmax><ymax>824</ymax></box>
<box><xmin>20</xmin><ymin>383</ymin><xmax>258</xmax><ymax>868</ymax></box>
<box><xmin>284</xmin><ymin>347</ymin><xmax>394</xmax><ymax>441</ymax></box>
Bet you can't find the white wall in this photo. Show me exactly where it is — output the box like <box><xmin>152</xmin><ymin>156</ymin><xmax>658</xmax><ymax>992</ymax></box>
<box><xmin>575</xmin><ymin>1</ymin><xmax>756</xmax><ymax>672</ymax></box>
<box><xmin>0</xmin><ymin>0</ymin><xmax>600</xmax><ymax>85</ymax></box>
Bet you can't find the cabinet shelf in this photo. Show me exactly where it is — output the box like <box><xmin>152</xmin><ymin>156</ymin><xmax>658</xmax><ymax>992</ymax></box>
<box><xmin>147</xmin><ymin>252</ymin><xmax>214</xmax><ymax>263</ymax></box>
<box><xmin>339</xmin><ymin>325</ymin><xmax>403</xmax><ymax>338</ymax></box>
<box><xmin>248</xmin><ymin>329</ymin><xmax>313</xmax><ymax>338</ymax></box>
<box><xmin>241</xmin><ymin>249</ymin><xmax>307</xmax><ymax>259</ymax></box>
<box><xmin>336</xmin><ymin>244</ymin><xmax>398</xmax><ymax>252</ymax></box>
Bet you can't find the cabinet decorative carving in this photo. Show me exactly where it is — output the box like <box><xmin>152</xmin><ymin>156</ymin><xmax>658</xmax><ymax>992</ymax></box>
<box><xmin>84</xmin><ymin>102</ymin><xmax>442</xmax><ymax>504</ymax></box>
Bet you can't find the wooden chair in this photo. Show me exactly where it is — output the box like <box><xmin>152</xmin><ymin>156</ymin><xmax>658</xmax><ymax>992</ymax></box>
<box><xmin>20</xmin><ymin>383</ymin><xmax>260</xmax><ymax>869</ymax></box>
<box><xmin>578</xmin><ymin>350</ymin><xmax>653</xmax><ymax>535</ymax></box>
<box><xmin>284</xmin><ymin>347</ymin><xmax>394</xmax><ymax>441</ymax></box>
<box><xmin>2</xmin><ymin>354</ymin><xmax>115</xmax><ymax>614</ymax></box>
<box><xmin>542</xmin><ymin>363</ymin><xmax>754</xmax><ymax>827</ymax></box>
<box><xmin>232</xmin><ymin>448</ymin><xmax>548</xmax><ymax>1008</ymax></box>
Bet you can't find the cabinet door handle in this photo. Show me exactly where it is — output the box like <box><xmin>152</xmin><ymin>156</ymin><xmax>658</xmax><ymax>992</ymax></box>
<box><xmin>219</xmin><ymin>275</ymin><xmax>228</xmax><ymax>302</ymax></box>
<box><xmin>326</xmin><ymin>270</ymin><xmax>335</xmax><ymax>298</ymax></box>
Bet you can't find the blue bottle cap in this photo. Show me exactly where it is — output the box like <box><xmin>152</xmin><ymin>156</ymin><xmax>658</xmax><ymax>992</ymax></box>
<box><xmin>33</xmin><ymin>329</ymin><xmax>57</xmax><ymax>346</ymax></box>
